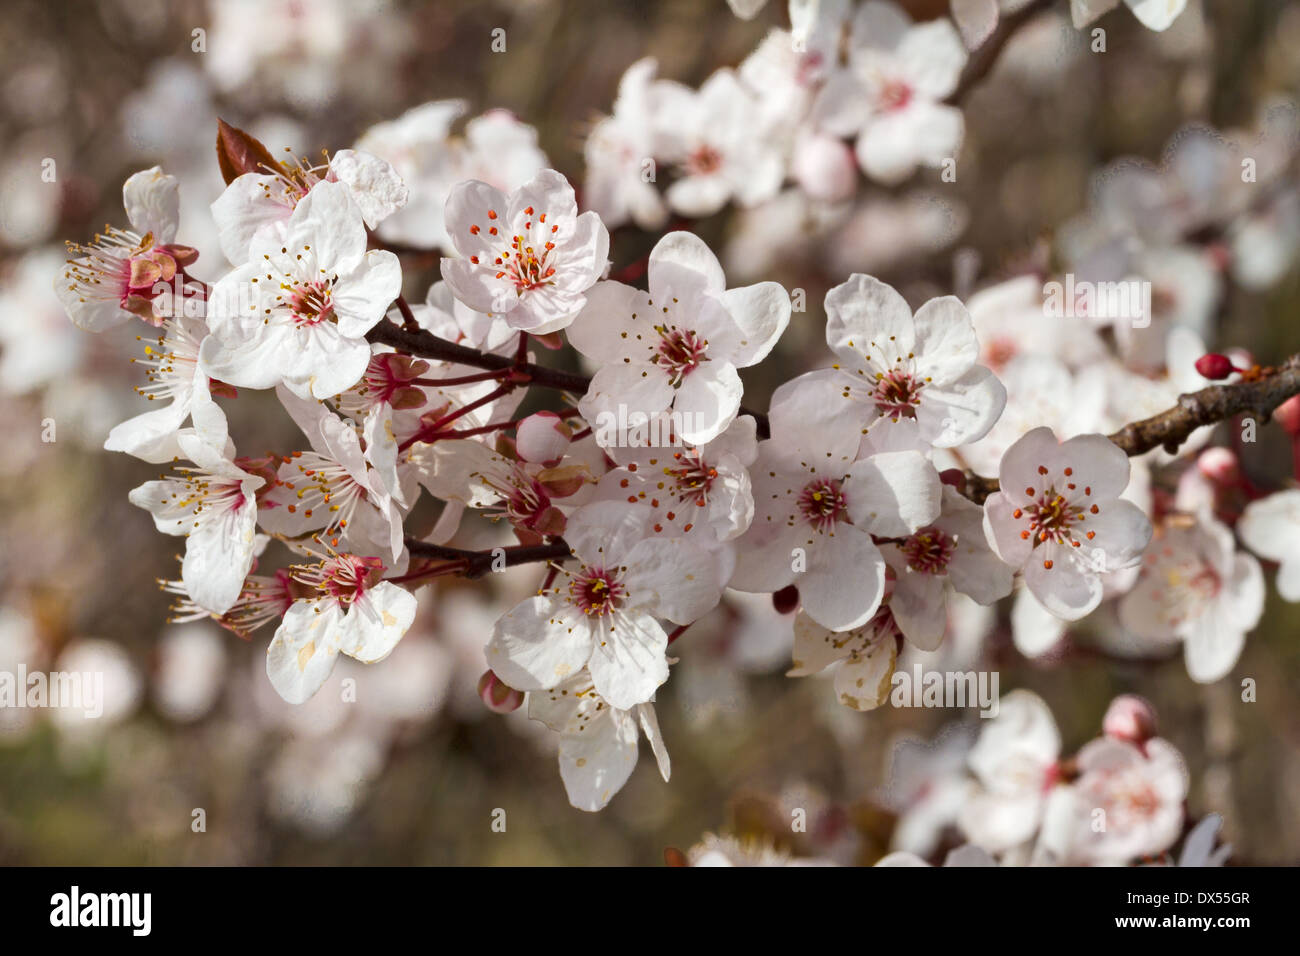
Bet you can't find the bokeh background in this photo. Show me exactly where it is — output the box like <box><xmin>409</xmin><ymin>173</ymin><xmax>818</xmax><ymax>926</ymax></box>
<box><xmin>0</xmin><ymin>0</ymin><xmax>1297</xmax><ymax>865</ymax></box>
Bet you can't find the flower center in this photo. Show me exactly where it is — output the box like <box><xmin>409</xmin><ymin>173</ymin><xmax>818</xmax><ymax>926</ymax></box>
<box><xmin>872</xmin><ymin>369</ymin><xmax>923</xmax><ymax>418</ymax></box>
<box><xmin>664</xmin><ymin>450</ymin><xmax>718</xmax><ymax>506</ymax></box>
<box><xmin>652</xmin><ymin>327</ymin><xmax>708</xmax><ymax>385</ymax></box>
<box><xmin>274</xmin><ymin>451</ymin><xmax>370</xmax><ymax>543</ymax></box>
<box><xmin>292</xmin><ymin>552</ymin><xmax>383</xmax><ymax>607</ymax></box>
<box><xmin>878</xmin><ymin>79</ymin><xmax>913</xmax><ymax>113</ymax></box>
<box><xmin>901</xmin><ymin>527</ymin><xmax>955</xmax><ymax>574</ymax></box>
<box><xmin>686</xmin><ymin>144</ymin><xmax>724</xmax><ymax>176</ymax></box>
<box><xmin>569</xmin><ymin>567</ymin><xmax>625</xmax><ymax>617</ymax></box>
<box><xmin>1016</xmin><ymin>467</ymin><xmax>1099</xmax><ymax>569</ymax></box>
<box><xmin>798</xmin><ymin>477</ymin><xmax>849</xmax><ymax>531</ymax></box>
<box><xmin>286</xmin><ymin>280</ymin><xmax>335</xmax><ymax>327</ymax></box>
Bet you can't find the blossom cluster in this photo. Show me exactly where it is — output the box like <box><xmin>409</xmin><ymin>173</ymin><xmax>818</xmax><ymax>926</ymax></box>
<box><xmin>48</xmin><ymin>0</ymin><xmax>1300</xmax><ymax>827</ymax></box>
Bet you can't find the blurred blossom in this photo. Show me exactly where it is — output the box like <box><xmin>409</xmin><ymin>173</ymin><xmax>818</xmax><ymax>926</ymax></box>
<box><xmin>153</xmin><ymin>623</ymin><xmax>228</xmax><ymax>722</ymax></box>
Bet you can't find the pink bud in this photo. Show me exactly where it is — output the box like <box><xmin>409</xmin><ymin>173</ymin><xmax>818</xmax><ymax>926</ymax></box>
<box><xmin>1102</xmin><ymin>694</ymin><xmax>1157</xmax><ymax>745</ymax></box>
<box><xmin>1194</xmin><ymin>353</ymin><xmax>1236</xmax><ymax>380</ymax></box>
<box><xmin>516</xmin><ymin>411</ymin><xmax>571</xmax><ymax>464</ymax></box>
<box><xmin>1196</xmin><ymin>447</ymin><xmax>1239</xmax><ymax>484</ymax></box>
<box><xmin>1275</xmin><ymin>395</ymin><xmax>1300</xmax><ymax>437</ymax></box>
<box><xmin>477</xmin><ymin>671</ymin><xmax>524</xmax><ymax>714</ymax></box>
<box><xmin>792</xmin><ymin>133</ymin><xmax>857</xmax><ymax>204</ymax></box>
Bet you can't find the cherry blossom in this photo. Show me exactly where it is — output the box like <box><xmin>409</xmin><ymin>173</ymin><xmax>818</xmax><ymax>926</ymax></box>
<box><xmin>958</xmin><ymin>690</ymin><xmax>1061</xmax><ymax>855</ymax></box>
<box><xmin>786</xmin><ymin>608</ymin><xmax>899</xmax><ymax>712</ymax></box>
<box><xmin>1237</xmin><ymin>489</ymin><xmax>1300</xmax><ymax>602</ymax></box>
<box><xmin>128</xmin><ymin>427</ymin><xmax>265</xmax><ymax>616</ymax></box>
<box><xmin>1043</xmin><ymin>736</ymin><xmax>1188</xmax><ymax>865</ymax></box>
<box><xmin>56</xmin><ymin>166</ymin><xmax>199</xmax><ymax>331</ymax></box>
<box><xmin>784</xmin><ymin>274</ymin><xmax>1006</xmax><ymax>450</ymax></box>
<box><xmin>812</xmin><ymin>2</ymin><xmax>967</xmax><ymax>185</ymax></box>
<box><xmin>730</xmin><ymin>384</ymin><xmax>942</xmax><ymax>631</ymax></box>
<box><xmin>256</xmin><ymin>386</ymin><xmax>405</xmax><ymax>569</ymax></box>
<box><xmin>440</xmin><ymin>169</ymin><xmax>609</xmax><ymax>334</ymax></box>
<box><xmin>569</xmin><ymin>231</ymin><xmax>790</xmax><ymax>446</ymax></box>
<box><xmin>583</xmin><ymin>58</ymin><xmax>670</xmax><ymax>231</ymax></box>
<box><xmin>884</xmin><ymin>486</ymin><xmax>1014</xmax><ymax>650</ymax></box>
<box><xmin>265</xmin><ymin>546</ymin><xmax>417</xmax><ymax>704</ymax></box>
<box><xmin>528</xmin><ymin>671</ymin><xmax>670</xmax><ymax>812</ymax></box>
<box><xmin>983</xmin><ymin>427</ymin><xmax>1152</xmax><ymax>621</ymax></box>
<box><xmin>1119</xmin><ymin>511</ymin><xmax>1263</xmax><ymax>683</ymax></box>
<box><xmin>591</xmin><ymin>415</ymin><xmax>759</xmax><ymax>547</ymax></box>
<box><xmin>105</xmin><ymin>312</ymin><xmax>224</xmax><ymax>463</ymax></box>
<box><xmin>200</xmin><ymin>180</ymin><xmax>402</xmax><ymax>400</ymax></box>
<box><xmin>485</xmin><ymin>502</ymin><xmax>726</xmax><ymax>709</ymax></box>
<box><xmin>1071</xmin><ymin>0</ymin><xmax>1188</xmax><ymax>32</ymax></box>
<box><xmin>656</xmin><ymin>69</ymin><xmax>784</xmax><ymax>217</ymax></box>
<box><xmin>358</xmin><ymin>103</ymin><xmax>547</xmax><ymax>252</ymax></box>
<box><xmin>211</xmin><ymin>147</ymin><xmax>408</xmax><ymax>265</ymax></box>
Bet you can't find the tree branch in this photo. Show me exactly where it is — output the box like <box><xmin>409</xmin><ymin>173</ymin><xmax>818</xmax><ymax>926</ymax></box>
<box><xmin>368</xmin><ymin>318</ymin><xmax>773</xmax><ymax>437</ymax></box>
<box><xmin>963</xmin><ymin>355</ymin><xmax>1300</xmax><ymax>503</ymax></box>
<box><xmin>404</xmin><ymin>537</ymin><xmax>572</xmax><ymax>579</ymax></box>
<box><xmin>948</xmin><ymin>0</ymin><xmax>1055</xmax><ymax>105</ymax></box>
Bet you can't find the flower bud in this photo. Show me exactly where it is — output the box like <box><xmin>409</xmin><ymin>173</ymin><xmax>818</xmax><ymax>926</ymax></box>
<box><xmin>1275</xmin><ymin>395</ymin><xmax>1300</xmax><ymax>437</ymax></box>
<box><xmin>1102</xmin><ymin>694</ymin><xmax>1157</xmax><ymax>745</ymax></box>
<box><xmin>516</xmin><ymin>411</ymin><xmax>571</xmax><ymax>464</ymax></box>
<box><xmin>792</xmin><ymin>133</ymin><xmax>856</xmax><ymax>204</ymax></box>
<box><xmin>1194</xmin><ymin>353</ymin><xmax>1236</xmax><ymax>380</ymax></box>
<box><xmin>1195</xmin><ymin>447</ymin><xmax>1239</xmax><ymax>485</ymax></box>
<box><xmin>478</xmin><ymin>670</ymin><xmax>525</xmax><ymax>714</ymax></box>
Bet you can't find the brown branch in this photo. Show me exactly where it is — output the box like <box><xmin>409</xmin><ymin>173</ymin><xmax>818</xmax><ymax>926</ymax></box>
<box><xmin>367</xmin><ymin>318</ymin><xmax>773</xmax><ymax>437</ymax></box>
<box><xmin>963</xmin><ymin>355</ymin><xmax>1300</xmax><ymax>503</ymax></box>
<box><xmin>404</xmin><ymin>537</ymin><xmax>572</xmax><ymax>579</ymax></box>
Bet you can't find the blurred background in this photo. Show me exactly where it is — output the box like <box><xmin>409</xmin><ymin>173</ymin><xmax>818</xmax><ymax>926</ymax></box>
<box><xmin>0</xmin><ymin>0</ymin><xmax>1297</xmax><ymax>865</ymax></box>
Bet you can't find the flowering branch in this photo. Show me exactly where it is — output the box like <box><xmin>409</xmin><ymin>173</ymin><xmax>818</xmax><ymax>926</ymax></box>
<box><xmin>366</xmin><ymin>316</ymin><xmax>774</xmax><ymax>436</ymax></box>
<box><xmin>963</xmin><ymin>354</ymin><xmax>1300</xmax><ymax>503</ymax></box>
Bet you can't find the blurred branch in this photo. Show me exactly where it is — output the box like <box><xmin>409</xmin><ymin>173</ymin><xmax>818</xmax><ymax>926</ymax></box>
<box><xmin>948</xmin><ymin>0</ymin><xmax>1055</xmax><ymax>104</ymax></box>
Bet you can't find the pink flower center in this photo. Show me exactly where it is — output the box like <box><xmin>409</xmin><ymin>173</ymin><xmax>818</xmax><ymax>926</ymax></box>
<box><xmin>653</xmin><ymin>326</ymin><xmax>709</xmax><ymax>385</ymax></box>
<box><xmin>664</xmin><ymin>450</ymin><xmax>718</xmax><ymax>506</ymax></box>
<box><xmin>871</xmin><ymin>369</ymin><xmax>923</xmax><ymax>418</ymax></box>
<box><xmin>902</xmin><ymin>527</ymin><xmax>955</xmax><ymax>574</ymax></box>
<box><xmin>293</xmin><ymin>553</ymin><xmax>384</xmax><ymax>607</ymax></box>
<box><xmin>569</xmin><ymin>567</ymin><xmax>625</xmax><ymax>617</ymax></box>
<box><xmin>798</xmin><ymin>477</ymin><xmax>849</xmax><ymax>531</ymax></box>
<box><xmin>287</xmin><ymin>280</ymin><xmax>335</xmax><ymax>327</ymax></box>
<box><xmin>878</xmin><ymin>79</ymin><xmax>913</xmax><ymax>113</ymax></box>
<box><xmin>1015</xmin><ymin>465</ymin><xmax>1099</xmax><ymax>570</ymax></box>
<box><xmin>686</xmin><ymin>144</ymin><xmax>724</xmax><ymax>176</ymax></box>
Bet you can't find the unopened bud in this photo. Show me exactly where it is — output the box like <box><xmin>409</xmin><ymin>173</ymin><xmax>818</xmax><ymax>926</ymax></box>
<box><xmin>1102</xmin><ymin>694</ymin><xmax>1158</xmax><ymax>745</ymax></box>
<box><xmin>478</xmin><ymin>671</ymin><xmax>524</xmax><ymax>714</ymax></box>
<box><xmin>516</xmin><ymin>411</ymin><xmax>571</xmax><ymax>464</ymax></box>
<box><xmin>1275</xmin><ymin>395</ymin><xmax>1300</xmax><ymax>437</ymax></box>
<box><xmin>1194</xmin><ymin>353</ymin><xmax>1236</xmax><ymax>380</ymax></box>
<box><xmin>1196</xmin><ymin>447</ymin><xmax>1239</xmax><ymax>484</ymax></box>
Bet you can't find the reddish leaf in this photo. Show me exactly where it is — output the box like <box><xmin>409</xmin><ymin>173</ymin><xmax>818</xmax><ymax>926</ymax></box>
<box><xmin>216</xmin><ymin>118</ymin><xmax>282</xmax><ymax>185</ymax></box>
